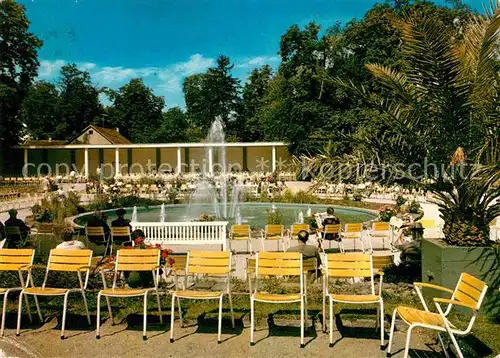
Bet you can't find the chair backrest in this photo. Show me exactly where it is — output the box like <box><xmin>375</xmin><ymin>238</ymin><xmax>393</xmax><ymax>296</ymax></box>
<box><xmin>86</xmin><ymin>226</ymin><xmax>105</xmax><ymax>237</ymax></box>
<box><xmin>344</xmin><ymin>223</ymin><xmax>363</xmax><ymax>233</ymax></box>
<box><xmin>45</xmin><ymin>249</ymin><xmax>93</xmax><ymax>288</ymax></box>
<box><xmin>324</xmin><ymin>253</ymin><xmax>375</xmax><ymax>295</ymax></box>
<box><xmin>255</xmin><ymin>252</ymin><xmax>302</xmax><ymax>277</ymax></box>
<box><xmin>452</xmin><ymin>273</ymin><xmax>488</xmax><ymax>311</ymax></box>
<box><xmin>186</xmin><ymin>251</ymin><xmax>231</xmax><ymax>276</ymax></box>
<box><xmin>290</xmin><ymin>224</ymin><xmax>310</xmax><ymax>236</ymax></box>
<box><xmin>231</xmin><ymin>224</ymin><xmax>250</xmax><ymax>239</ymax></box>
<box><xmin>324</xmin><ymin>224</ymin><xmax>341</xmax><ymax>234</ymax></box>
<box><xmin>371</xmin><ymin>255</ymin><xmax>393</xmax><ymax>274</ymax></box>
<box><xmin>168</xmin><ymin>254</ymin><xmax>188</xmax><ymax>272</ymax></box>
<box><xmin>115</xmin><ymin>248</ymin><xmax>160</xmax><ymax>272</ymax></box>
<box><xmin>371</xmin><ymin>222</ymin><xmax>390</xmax><ymax>232</ymax></box>
<box><xmin>265</xmin><ymin>224</ymin><xmax>284</xmax><ymax>238</ymax></box>
<box><xmin>111</xmin><ymin>226</ymin><xmax>131</xmax><ymax>237</ymax></box>
<box><xmin>0</xmin><ymin>248</ymin><xmax>35</xmax><ymax>272</ymax></box>
<box><xmin>5</xmin><ymin>226</ymin><xmax>21</xmax><ymax>237</ymax></box>
<box><xmin>418</xmin><ymin>219</ymin><xmax>436</xmax><ymax>229</ymax></box>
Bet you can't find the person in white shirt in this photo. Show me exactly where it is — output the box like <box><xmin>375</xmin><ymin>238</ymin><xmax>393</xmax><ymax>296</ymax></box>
<box><xmin>56</xmin><ymin>229</ymin><xmax>86</xmax><ymax>250</ymax></box>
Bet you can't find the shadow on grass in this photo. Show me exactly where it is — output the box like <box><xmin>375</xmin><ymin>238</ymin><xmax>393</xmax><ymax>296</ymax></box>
<box><xmin>251</xmin><ymin>309</ymin><xmax>318</xmax><ymax>347</ymax></box>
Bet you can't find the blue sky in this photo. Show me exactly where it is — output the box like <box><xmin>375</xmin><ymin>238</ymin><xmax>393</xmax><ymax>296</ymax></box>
<box><xmin>20</xmin><ymin>0</ymin><xmax>485</xmax><ymax>108</ymax></box>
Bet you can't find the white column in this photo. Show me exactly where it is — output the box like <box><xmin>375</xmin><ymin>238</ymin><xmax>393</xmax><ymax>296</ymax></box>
<box><xmin>84</xmin><ymin>148</ymin><xmax>89</xmax><ymax>178</ymax></box>
<box><xmin>177</xmin><ymin>147</ymin><xmax>182</xmax><ymax>174</ymax></box>
<box><xmin>208</xmin><ymin>147</ymin><xmax>213</xmax><ymax>174</ymax></box>
<box><xmin>115</xmin><ymin>148</ymin><xmax>120</xmax><ymax>177</ymax></box>
<box><xmin>272</xmin><ymin>146</ymin><xmax>276</xmax><ymax>173</ymax></box>
<box><xmin>23</xmin><ymin>149</ymin><xmax>28</xmax><ymax>176</ymax></box>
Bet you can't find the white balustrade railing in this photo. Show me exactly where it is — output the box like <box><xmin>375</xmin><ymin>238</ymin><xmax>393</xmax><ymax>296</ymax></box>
<box><xmin>131</xmin><ymin>221</ymin><xmax>229</xmax><ymax>251</ymax></box>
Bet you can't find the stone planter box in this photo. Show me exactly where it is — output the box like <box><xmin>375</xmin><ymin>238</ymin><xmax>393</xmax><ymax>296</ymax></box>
<box><xmin>421</xmin><ymin>237</ymin><xmax>500</xmax><ymax>317</ymax></box>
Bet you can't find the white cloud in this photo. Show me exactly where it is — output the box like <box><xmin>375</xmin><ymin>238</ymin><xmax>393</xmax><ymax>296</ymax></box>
<box><xmin>234</xmin><ymin>55</ymin><xmax>280</xmax><ymax>69</ymax></box>
<box><xmin>38</xmin><ymin>59</ymin><xmax>66</xmax><ymax>79</ymax></box>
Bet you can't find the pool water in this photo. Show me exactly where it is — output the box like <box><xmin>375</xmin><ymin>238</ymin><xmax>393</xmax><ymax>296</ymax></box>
<box><xmin>76</xmin><ymin>203</ymin><xmax>376</xmax><ymax>229</ymax></box>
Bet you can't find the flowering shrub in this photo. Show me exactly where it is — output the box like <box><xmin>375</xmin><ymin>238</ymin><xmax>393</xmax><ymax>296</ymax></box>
<box><xmin>379</xmin><ymin>205</ymin><xmax>395</xmax><ymax>222</ymax></box>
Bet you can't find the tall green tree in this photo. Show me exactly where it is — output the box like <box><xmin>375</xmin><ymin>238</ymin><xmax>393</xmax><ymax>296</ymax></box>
<box><xmin>184</xmin><ymin>55</ymin><xmax>240</xmax><ymax>137</ymax></box>
<box><xmin>0</xmin><ymin>0</ymin><xmax>42</xmax><ymax>173</ymax></box>
<box><xmin>156</xmin><ymin>107</ymin><xmax>189</xmax><ymax>143</ymax></box>
<box><xmin>20</xmin><ymin>81</ymin><xmax>60</xmax><ymax>140</ymax></box>
<box><xmin>58</xmin><ymin>64</ymin><xmax>103</xmax><ymax>139</ymax></box>
<box><xmin>107</xmin><ymin>78</ymin><xmax>164</xmax><ymax>143</ymax></box>
<box><xmin>240</xmin><ymin>65</ymin><xmax>273</xmax><ymax>141</ymax></box>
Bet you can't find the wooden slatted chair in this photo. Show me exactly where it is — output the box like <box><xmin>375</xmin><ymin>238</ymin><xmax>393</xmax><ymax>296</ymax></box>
<box><xmin>322</xmin><ymin>253</ymin><xmax>384</xmax><ymax>348</ymax></box>
<box><xmin>170</xmin><ymin>251</ymin><xmax>234</xmax><ymax>344</ymax></box>
<box><xmin>340</xmin><ymin>223</ymin><xmax>366</xmax><ymax>252</ymax></box>
<box><xmin>371</xmin><ymin>255</ymin><xmax>394</xmax><ymax>296</ymax></box>
<box><xmin>16</xmin><ymin>249</ymin><xmax>93</xmax><ymax>339</ymax></box>
<box><xmin>111</xmin><ymin>226</ymin><xmax>132</xmax><ymax>247</ymax></box>
<box><xmin>369</xmin><ymin>222</ymin><xmax>391</xmax><ymax>250</ymax></box>
<box><xmin>387</xmin><ymin>273</ymin><xmax>489</xmax><ymax>358</ymax></box>
<box><xmin>4</xmin><ymin>226</ymin><xmax>30</xmax><ymax>248</ymax></box>
<box><xmin>96</xmin><ymin>248</ymin><xmax>162</xmax><ymax>341</ymax></box>
<box><xmin>321</xmin><ymin>224</ymin><xmax>343</xmax><ymax>252</ymax></box>
<box><xmin>290</xmin><ymin>224</ymin><xmax>310</xmax><ymax>238</ymax></box>
<box><xmin>86</xmin><ymin>226</ymin><xmax>110</xmax><ymax>255</ymax></box>
<box><xmin>229</xmin><ymin>224</ymin><xmax>253</xmax><ymax>254</ymax></box>
<box><xmin>0</xmin><ymin>249</ymin><xmax>40</xmax><ymax>336</ymax></box>
<box><xmin>250</xmin><ymin>252</ymin><xmax>306</xmax><ymax>348</ymax></box>
<box><xmin>260</xmin><ymin>224</ymin><xmax>285</xmax><ymax>252</ymax></box>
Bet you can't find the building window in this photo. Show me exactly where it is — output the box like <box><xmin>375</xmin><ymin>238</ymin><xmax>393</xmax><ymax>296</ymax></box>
<box><xmin>89</xmin><ymin>130</ymin><xmax>93</xmax><ymax>135</ymax></box>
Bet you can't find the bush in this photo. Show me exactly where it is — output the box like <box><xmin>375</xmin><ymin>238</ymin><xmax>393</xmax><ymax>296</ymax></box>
<box><xmin>378</xmin><ymin>205</ymin><xmax>395</xmax><ymax>222</ymax></box>
<box><xmin>408</xmin><ymin>200</ymin><xmax>422</xmax><ymax>214</ymax></box>
<box><xmin>292</xmin><ymin>190</ymin><xmax>318</xmax><ymax>204</ymax></box>
<box><xmin>33</xmin><ymin>193</ymin><xmax>82</xmax><ymax>223</ymax></box>
<box><xmin>395</xmin><ymin>195</ymin><xmax>407</xmax><ymax>207</ymax></box>
<box><xmin>85</xmin><ymin>195</ymin><xmax>163</xmax><ymax>212</ymax></box>
<box><xmin>267</xmin><ymin>209</ymin><xmax>283</xmax><ymax>225</ymax></box>
<box><xmin>352</xmin><ymin>191</ymin><xmax>363</xmax><ymax>201</ymax></box>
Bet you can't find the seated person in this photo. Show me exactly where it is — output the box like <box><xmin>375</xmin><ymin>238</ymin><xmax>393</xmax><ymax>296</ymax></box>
<box><xmin>286</xmin><ymin>230</ymin><xmax>319</xmax><ymax>259</ymax></box>
<box><xmin>56</xmin><ymin>229</ymin><xmax>86</xmax><ymax>250</ymax></box>
<box><xmin>4</xmin><ymin>209</ymin><xmax>30</xmax><ymax>248</ymax></box>
<box><xmin>111</xmin><ymin>208</ymin><xmax>132</xmax><ymax>244</ymax></box>
<box><xmin>87</xmin><ymin>211</ymin><xmax>110</xmax><ymax>245</ymax></box>
<box><xmin>316</xmin><ymin>207</ymin><xmax>341</xmax><ymax>241</ymax></box>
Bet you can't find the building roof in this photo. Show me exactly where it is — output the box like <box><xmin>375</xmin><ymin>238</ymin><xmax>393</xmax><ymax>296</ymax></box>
<box><xmin>70</xmin><ymin>125</ymin><xmax>132</xmax><ymax>145</ymax></box>
<box><xmin>23</xmin><ymin>140</ymin><xmax>68</xmax><ymax>147</ymax></box>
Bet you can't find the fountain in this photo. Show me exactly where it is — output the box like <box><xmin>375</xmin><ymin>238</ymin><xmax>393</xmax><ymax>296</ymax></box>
<box><xmin>235</xmin><ymin>207</ymin><xmax>242</xmax><ymax>225</ymax></box>
<box><xmin>187</xmin><ymin>116</ymin><xmax>241</xmax><ymax>220</ymax></box>
<box><xmin>307</xmin><ymin>207</ymin><xmax>312</xmax><ymax>217</ymax></box>
<box><xmin>131</xmin><ymin>206</ymin><xmax>138</xmax><ymax>222</ymax></box>
<box><xmin>297</xmin><ymin>211</ymin><xmax>304</xmax><ymax>224</ymax></box>
<box><xmin>159</xmin><ymin>204</ymin><xmax>166</xmax><ymax>222</ymax></box>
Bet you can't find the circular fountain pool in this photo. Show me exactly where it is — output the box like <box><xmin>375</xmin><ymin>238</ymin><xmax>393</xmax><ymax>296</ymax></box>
<box><xmin>75</xmin><ymin>203</ymin><xmax>377</xmax><ymax>228</ymax></box>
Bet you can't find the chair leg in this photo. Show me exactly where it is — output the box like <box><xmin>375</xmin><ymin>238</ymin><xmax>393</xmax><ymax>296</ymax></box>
<box><xmin>445</xmin><ymin>329</ymin><xmax>464</xmax><ymax>358</ymax></box>
<box><xmin>217</xmin><ymin>295</ymin><xmax>223</xmax><ymax>344</ymax></box>
<box><xmin>437</xmin><ymin>333</ymin><xmax>451</xmax><ymax>358</ymax></box>
<box><xmin>322</xmin><ymin>285</ymin><xmax>326</xmax><ymax>333</ymax></box>
<box><xmin>142</xmin><ymin>293</ymin><xmax>148</xmax><ymax>340</ymax></box>
<box><xmin>403</xmin><ymin>326</ymin><xmax>413</xmax><ymax>358</ymax></box>
<box><xmin>300</xmin><ymin>296</ymin><xmax>305</xmax><ymax>348</ymax></box>
<box><xmin>250</xmin><ymin>296</ymin><xmax>255</xmax><ymax>345</ymax></box>
<box><xmin>16</xmin><ymin>292</ymin><xmax>23</xmax><ymax>336</ymax></box>
<box><xmin>24</xmin><ymin>292</ymin><xmax>32</xmax><ymax>323</ymax></box>
<box><xmin>170</xmin><ymin>294</ymin><xmax>176</xmax><ymax>343</ymax></box>
<box><xmin>329</xmin><ymin>298</ymin><xmax>334</xmax><ymax>347</ymax></box>
<box><xmin>1</xmin><ymin>293</ymin><xmax>8</xmax><ymax>336</ymax></box>
<box><xmin>61</xmin><ymin>292</ymin><xmax>70</xmax><ymax>339</ymax></box>
<box><xmin>82</xmin><ymin>291</ymin><xmax>91</xmax><ymax>325</ymax></box>
<box><xmin>176</xmin><ymin>297</ymin><xmax>183</xmax><ymax>327</ymax></box>
<box><xmin>105</xmin><ymin>296</ymin><xmax>113</xmax><ymax>325</ymax></box>
<box><xmin>379</xmin><ymin>300</ymin><xmax>384</xmax><ymax>349</ymax></box>
<box><xmin>155</xmin><ymin>290</ymin><xmax>163</xmax><ymax>325</ymax></box>
<box><xmin>387</xmin><ymin>308</ymin><xmax>398</xmax><ymax>355</ymax></box>
<box><xmin>96</xmin><ymin>293</ymin><xmax>102</xmax><ymax>339</ymax></box>
<box><xmin>228</xmin><ymin>293</ymin><xmax>235</xmax><ymax>329</ymax></box>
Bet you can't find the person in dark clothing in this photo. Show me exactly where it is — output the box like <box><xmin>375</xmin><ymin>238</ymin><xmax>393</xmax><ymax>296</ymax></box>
<box><xmin>317</xmin><ymin>207</ymin><xmax>341</xmax><ymax>242</ymax></box>
<box><xmin>4</xmin><ymin>209</ymin><xmax>30</xmax><ymax>248</ymax></box>
<box><xmin>87</xmin><ymin>211</ymin><xmax>110</xmax><ymax>245</ymax></box>
<box><xmin>111</xmin><ymin>208</ymin><xmax>132</xmax><ymax>244</ymax></box>
<box><xmin>0</xmin><ymin>221</ymin><xmax>5</xmax><ymax>240</ymax></box>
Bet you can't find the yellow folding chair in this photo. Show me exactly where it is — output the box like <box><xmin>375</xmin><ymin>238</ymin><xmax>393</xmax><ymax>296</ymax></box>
<box><xmin>170</xmin><ymin>251</ymin><xmax>234</xmax><ymax>343</ymax></box>
<box><xmin>260</xmin><ymin>224</ymin><xmax>285</xmax><ymax>252</ymax></box>
<box><xmin>16</xmin><ymin>249</ymin><xmax>93</xmax><ymax>339</ymax></box>
<box><xmin>321</xmin><ymin>224</ymin><xmax>343</xmax><ymax>252</ymax></box>
<box><xmin>96</xmin><ymin>248</ymin><xmax>162</xmax><ymax>340</ymax></box>
<box><xmin>250</xmin><ymin>252</ymin><xmax>307</xmax><ymax>347</ymax></box>
<box><xmin>86</xmin><ymin>226</ymin><xmax>110</xmax><ymax>255</ymax></box>
<box><xmin>322</xmin><ymin>253</ymin><xmax>384</xmax><ymax>348</ymax></box>
<box><xmin>369</xmin><ymin>222</ymin><xmax>391</xmax><ymax>250</ymax></box>
<box><xmin>0</xmin><ymin>249</ymin><xmax>39</xmax><ymax>336</ymax></box>
<box><xmin>111</xmin><ymin>226</ymin><xmax>132</xmax><ymax>246</ymax></box>
<box><xmin>387</xmin><ymin>273</ymin><xmax>489</xmax><ymax>358</ymax></box>
<box><xmin>341</xmin><ymin>223</ymin><xmax>366</xmax><ymax>252</ymax></box>
<box><xmin>290</xmin><ymin>224</ymin><xmax>310</xmax><ymax>238</ymax></box>
<box><xmin>229</xmin><ymin>224</ymin><xmax>253</xmax><ymax>254</ymax></box>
